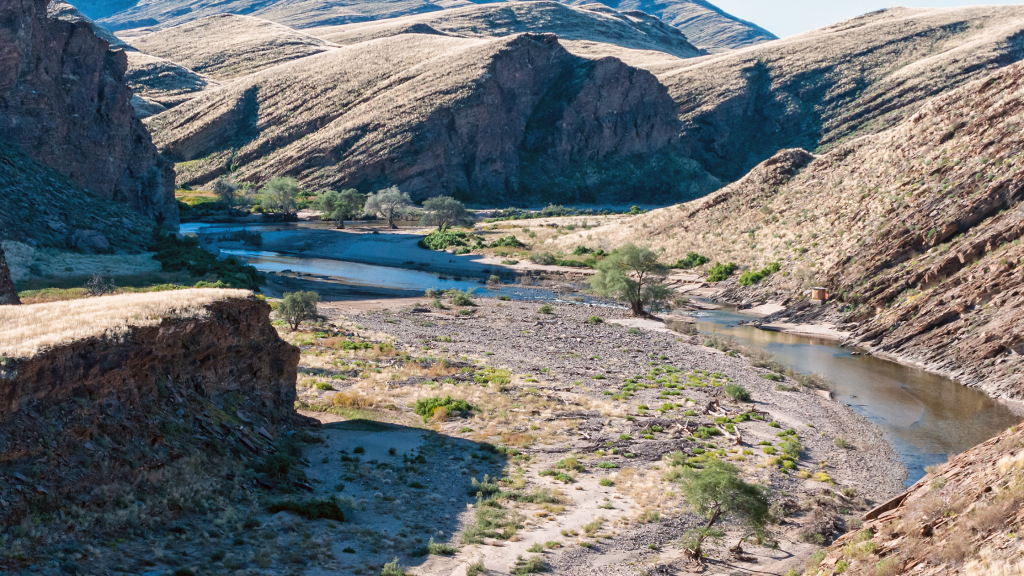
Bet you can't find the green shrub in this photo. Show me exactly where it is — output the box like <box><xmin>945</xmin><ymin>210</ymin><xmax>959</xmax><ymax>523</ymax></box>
<box><xmin>466</xmin><ymin>562</ymin><xmax>487</xmax><ymax>576</ymax></box>
<box><xmin>586</xmin><ymin>316</ymin><xmax>603</xmax><ymax>324</ymax></box>
<box><xmin>380</xmin><ymin>557</ymin><xmax>407</xmax><ymax>576</ymax></box>
<box><xmin>512</xmin><ymin>555</ymin><xmax>547</xmax><ymax>574</ymax></box>
<box><xmin>490</xmin><ymin>236</ymin><xmax>527</xmax><ymax>248</ymax></box>
<box><xmin>724</xmin><ymin>383</ymin><xmax>752</xmax><ymax>402</ymax></box>
<box><xmin>447</xmin><ymin>289</ymin><xmax>475</xmax><ymax>306</ymax></box>
<box><xmin>671</xmin><ymin>252</ymin><xmax>710</xmax><ymax>269</ymax></box>
<box><xmin>599</xmin><ymin>478</ymin><xmax>614</xmax><ymax>487</ymax></box>
<box><xmin>538</xmin><ymin>304</ymin><xmax>554</xmax><ymax>314</ymax></box>
<box><xmin>707</xmin><ymin>262</ymin><xmax>738</xmax><ymax>282</ymax></box>
<box><xmin>414</xmin><ymin>396</ymin><xmax>474</xmax><ymax>422</ymax></box>
<box><xmin>738</xmin><ymin>262</ymin><xmax>782</xmax><ymax>286</ymax></box>
<box><xmin>419</xmin><ymin>230</ymin><xmax>471</xmax><ymax>250</ymax></box>
<box><xmin>834</xmin><ymin>437</ymin><xmax>853</xmax><ymax>449</ymax></box>
<box><xmin>266</xmin><ymin>497</ymin><xmax>345</xmax><ymax>521</ymax></box>
<box><xmin>529</xmin><ymin>252</ymin><xmax>557</xmax><ymax>265</ymax></box>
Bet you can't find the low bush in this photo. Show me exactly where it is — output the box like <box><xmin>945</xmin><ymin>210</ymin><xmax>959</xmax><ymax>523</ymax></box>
<box><xmin>738</xmin><ymin>262</ymin><xmax>781</xmax><ymax>286</ymax></box>
<box><xmin>707</xmin><ymin>262</ymin><xmax>738</xmax><ymax>282</ymax></box>
<box><xmin>671</xmin><ymin>252</ymin><xmax>710</xmax><ymax>269</ymax></box>
<box><xmin>538</xmin><ymin>304</ymin><xmax>554</xmax><ymax>314</ymax></box>
<box><xmin>419</xmin><ymin>230</ymin><xmax>471</xmax><ymax>250</ymax></box>
<box><xmin>724</xmin><ymin>383</ymin><xmax>752</xmax><ymax>402</ymax></box>
<box><xmin>512</xmin><ymin>555</ymin><xmax>547</xmax><ymax>574</ymax></box>
<box><xmin>266</xmin><ymin>497</ymin><xmax>345</xmax><ymax>521</ymax></box>
<box><xmin>414</xmin><ymin>396</ymin><xmax>474</xmax><ymax>422</ymax></box>
<box><xmin>490</xmin><ymin>236</ymin><xmax>527</xmax><ymax>248</ymax></box>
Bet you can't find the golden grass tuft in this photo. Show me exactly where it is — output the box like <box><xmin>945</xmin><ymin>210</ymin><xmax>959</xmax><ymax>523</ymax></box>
<box><xmin>0</xmin><ymin>288</ymin><xmax>250</xmax><ymax>358</ymax></box>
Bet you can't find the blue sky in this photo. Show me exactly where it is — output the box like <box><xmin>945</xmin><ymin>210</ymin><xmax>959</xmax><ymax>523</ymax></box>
<box><xmin>714</xmin><ymin>0</ymin><xmax>1024</xmax><ymax>38</ymax></box>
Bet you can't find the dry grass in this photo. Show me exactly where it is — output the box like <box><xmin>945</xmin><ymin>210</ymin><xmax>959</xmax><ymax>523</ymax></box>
<box><xmin>130</xmin><ymin>13</ymin><xmax>334</xmax><ymax>81</ymax></box>
<box><xmin>0</xmin><ymin>288</ymin><xmax>250</xmax><ymax>358</ymax></box>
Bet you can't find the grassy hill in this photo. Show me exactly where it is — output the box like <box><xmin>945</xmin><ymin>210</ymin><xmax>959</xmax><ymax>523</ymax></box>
<box><xmin>552</xmin><ymin>58</ymin><xmax>1024</xmax><ymax>402</ymax></box>
<box><xmin>651</xmin><ymin>5</ymin><xmax>1024</xmax><ymax>183</ymax></box>
<box><xmin>127</xmin><ymin>14</ymin><xmax>337</xmax><ymax>81</ymax></box>
<box><xmin>147</xmin><ymin>32</ymin><xmax>716</xmax><ymax>203</ymax></box>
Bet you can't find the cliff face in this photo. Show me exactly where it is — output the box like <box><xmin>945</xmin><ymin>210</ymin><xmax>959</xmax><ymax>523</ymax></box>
<box><xmin>0</xmin><ymin>244</ymin><xmax>18</xmax><ymax>305</ymax></box>
<box><xmin>0</xmin><ymin>293</ymin><xmax>299</xmax><ymax>537</ymax></box>
<box><xmin>151</xmin><ymin>33</ymin><xmax>716</xmax><ymax>204</ymax></box>
<box><xmin>0</xmin><ymin>0</ymin><xmax>178</xmax><ymax>228</ymax></box>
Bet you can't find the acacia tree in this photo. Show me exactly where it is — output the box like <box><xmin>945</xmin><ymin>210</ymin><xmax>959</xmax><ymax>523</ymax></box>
<box><xmin>278</xmin><ymin>291</ymin><xmax>321</xmax><ymax>330</ymax></box>
<box><xmin>261</xmin><ymin>177</ymin><xmax>301</xmax><ymax>216</ymax></box>
<box><xmin>590</xmin><ymin>243</ymin><xmax>670</xmax><ymax>316</ymax></box>
<box><xmin>674</xmin><ymin>459</ymin><xmax>772</xmax><ymax>563</ymax></box>
<box><xmin>313</xmin><ymin>189</ymin><xmax>364</xmax><ymax>229</ymax></box>
<box><xmin>212</xmin><ymin>177</ymin><xmax>239</xmax><ymax>214</ymax></box>
<box><xmin>420</xmin><ymin>196</ymin><xmax>473</xmax><ymax>230</ymax></box>
<box><xmin>363</xmin><ymin>186</ymin><xmax>412</xmax><ymax>229</ymax></box>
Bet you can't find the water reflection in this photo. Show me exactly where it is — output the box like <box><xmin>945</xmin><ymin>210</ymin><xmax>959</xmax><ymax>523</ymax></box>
<box><xmin>694</xmin><ymin>309</ymin><xmax>1021</xmax><ymax>485</ymax></box>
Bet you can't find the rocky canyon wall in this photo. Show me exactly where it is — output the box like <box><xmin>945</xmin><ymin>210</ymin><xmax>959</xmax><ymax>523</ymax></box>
<box><xmin>0</xmin><ymin>0</ymin><xmax>178</xmax><ymax>231</ymax></box>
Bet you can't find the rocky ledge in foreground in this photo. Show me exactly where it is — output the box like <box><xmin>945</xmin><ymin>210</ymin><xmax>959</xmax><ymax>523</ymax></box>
<box><xmin>811</xmin><ymin>421</ymin><xmax>1024</xmax><ymax>576</ymax></box>
<box><xmin>0</xmin><ymin>290</ymin><xmax>301</xmax><ymax>568</ymax></box>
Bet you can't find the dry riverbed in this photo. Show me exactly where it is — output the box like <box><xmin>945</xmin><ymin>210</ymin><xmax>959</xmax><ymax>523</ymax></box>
<box><xmin>267</xmin><ymin>295</ymin><xmax>905</xmax><ymax>576</ymax></box>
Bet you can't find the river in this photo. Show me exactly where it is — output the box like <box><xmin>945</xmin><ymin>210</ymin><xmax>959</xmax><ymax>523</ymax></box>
<box><xmin>186</xmin><ymin>221</ymin><xmax>1021</xmax><ymax>485</ymax></box>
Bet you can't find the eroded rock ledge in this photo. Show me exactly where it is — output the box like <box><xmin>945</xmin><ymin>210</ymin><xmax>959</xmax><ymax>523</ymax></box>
<box><xmin>0</xmin><ymin>292</ymin><xmax>300</xmax><ymax>542</ymax></box>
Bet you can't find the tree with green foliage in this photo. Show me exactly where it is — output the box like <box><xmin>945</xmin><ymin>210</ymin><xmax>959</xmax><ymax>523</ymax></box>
<box><xmin>313</xmin><ymin>188</ymin><xmax>365</xmax><ymax>229</ymax></box>
<box><xmin>278</xmin><ymin>291</ymin><xmax>321</xmax><ymax>330</ymax></box>
<box><xmin>590</xmin><ymin>243</ymin><xmax>670</xmax><ymax>316</ymax></box>
<box><xmin>420</xmin><ymin>196</ymin><xmax>473</xmax><ymax>230</ymax></box>
<box><xmin>260</xmin><ymin>177</ymin><xmax>301</xmax><ymax>216</ymax></box>
<box><xmin>673</xmin><ymin>459</ymin><xmax>772</xmax><ymax>563</ymax></box>
<box><xmin>212</xmin><ymin>177</ymin><xmax>239</xmax><ymax>215</ymax></box>
<box><xmin>364</xmin><ymin>186</ymin><xmax>412</xmax><ymax>229</ymax></box>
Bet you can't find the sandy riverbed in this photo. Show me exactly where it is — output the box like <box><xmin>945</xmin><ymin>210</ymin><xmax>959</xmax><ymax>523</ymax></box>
<box><xmin>275</xmin><ymin>296</ymin><xmax>907</xmax><ymax>575</ymax></box>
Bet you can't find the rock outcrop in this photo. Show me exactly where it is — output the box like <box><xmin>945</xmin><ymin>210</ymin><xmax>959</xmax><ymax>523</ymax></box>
<box><xmin>150</xmin><ymin>32</ymin><xmax>717</xmax><ymax>203</ymax></box>
<box><xmin>0</xmin><ymin>291</ymin><xmax>300</xmax><ymax>538</ymax></box>
<box><xmin>0</xmin><ymin>0</ymin><xmax>178</xmax><ymax>229</ymax></box>
<box><xmin>0</xmin><ymin>244</ymin><xmax>18</xmax><ymax>305</ymax></box>
<box><xmin>812</xmin><ymin>422</ymin><xmax>1024</xmax><ymax>576</ymax></box>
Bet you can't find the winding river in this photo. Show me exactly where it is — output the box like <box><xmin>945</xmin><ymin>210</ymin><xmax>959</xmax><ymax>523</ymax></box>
<box><xmin>185</xmin><ymin>222</ymin><xmax>1022</xmax><ymax>485</ymax></box>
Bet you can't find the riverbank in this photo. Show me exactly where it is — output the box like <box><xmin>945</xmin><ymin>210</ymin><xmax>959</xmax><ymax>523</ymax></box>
<box><xmin>284</xmin><ymin>295</ymin><xmax>906</xmax><ymax>575</ymax></box>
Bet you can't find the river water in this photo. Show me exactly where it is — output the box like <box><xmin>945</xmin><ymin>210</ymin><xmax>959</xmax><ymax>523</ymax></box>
<box><xmin>187</xmin><ymin>221</ymin><xmax>1021</xmax><ymax>486</ymax></box>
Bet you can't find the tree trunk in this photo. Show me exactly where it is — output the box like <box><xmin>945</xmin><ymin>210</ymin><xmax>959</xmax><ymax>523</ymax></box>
<box><xmin>336</xmin><ymin>218</ymin><xmax>345</xmax><ymax>229</ymax></box>
<box><xmin>0</xmin><ymin>243</ymin><xmax>21</xmax><ymax>305</ymax></box>
<box><xmin>630</xmin><ymin>299</ymin><xmax>645</xmax><ymax>316</ymax></box>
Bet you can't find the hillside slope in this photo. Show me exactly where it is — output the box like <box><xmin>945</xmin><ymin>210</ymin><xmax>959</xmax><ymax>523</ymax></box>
<box><xmin>73</xmin><ymin>0</ymin><xmax>774</xmax><ymax>52</ymax></box>
<box><xmin>811</xmin><ymin>422</ymin><xmax>1024</xmax><ymax>576</ymax></box>
<box><xmin>656</xmin><ymin>6</ymin><xmax>1024</xmax><ymax>182</ymax></box>
<box><xmin>128</xmin><ymin>14</ymin><xmax>336</xmax><ymax>81</ymax></box>
<box><xmin>552</xmin><ymin>59</ymin><xmax>1024</xmax><ymax>401</ymax></box>
<box><xmin>148</xmin><ymin>32</ymin><xmax>719</xmax><ymax>203</ymax></box>
<box><xmin>564</xmin><ymin>0</ymin><xmax>775</xmax><ymax>52</ymax></box>
<box><xmin>307</xmin><ymin>2</ymin><xmax>699</xmax><ymax>58</ymax></box>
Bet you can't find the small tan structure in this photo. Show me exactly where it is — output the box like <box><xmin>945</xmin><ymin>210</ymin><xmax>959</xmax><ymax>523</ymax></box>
<box><xmin>810</xmin><ymin>287</ymin><xmax>830</xmax><ymax>303</ymax></box>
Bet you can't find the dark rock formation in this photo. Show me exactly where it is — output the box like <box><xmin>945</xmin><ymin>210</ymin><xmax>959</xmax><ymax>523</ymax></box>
<box><xmin>0</xmin><ymin>295</ymin><xmax>300</xmax><ymax>535</ymax></box>
<box><xmin>0</xmin><ymin>244</ymin><xmax>19</xmax><ymax>305</ymax></box>
<box><xmin>0</xmin><ymin>0</ymin><xmax>178</xmax><ymax>228</ymax></box>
